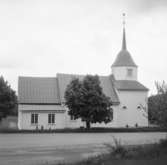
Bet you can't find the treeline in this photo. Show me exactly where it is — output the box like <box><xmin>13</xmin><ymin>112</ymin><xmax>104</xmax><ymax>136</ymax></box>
<box><xmin>148</xmin><ymin>81</ymin><xmax>167</xmax><ymax>127</ymax></box>
<box><xmin>0</xmin><ymin>76</ymin><xmax>17</xmax><ymax>120</ymax></box>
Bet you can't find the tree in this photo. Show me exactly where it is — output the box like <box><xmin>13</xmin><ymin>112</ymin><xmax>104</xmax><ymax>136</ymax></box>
<box><xmin>0</xmin><ymin>76</ymin><xmax>17</xmax><ymax>120</ymax></box>
<box><xmin>148</xmin><ymin>81</ymin><xmax>167</xmax><ymax>126</ymax></box>
<box><xmin>155</xmin><ymin>81</ymin><xmax>167</xmax><ymax>94</ymax></box>
<box><xmin>65</xmin><ymin>75</ymin><xmax>113</xmax><ymax>129</ymax></box>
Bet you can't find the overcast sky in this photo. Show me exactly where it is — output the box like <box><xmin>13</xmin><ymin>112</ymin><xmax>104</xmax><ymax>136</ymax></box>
<box><xmin>0</xmin><ymin>0</ymin><xmax>167</xmax><ymax>95</ymax></box>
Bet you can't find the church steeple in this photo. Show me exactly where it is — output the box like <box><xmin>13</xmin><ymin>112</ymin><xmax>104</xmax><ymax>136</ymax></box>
<box><xmin>111</xmin><ymin>13</ymin><xmax>138</xmax><ymax>81</ymax></box>
<box><xmin>122</xmin><ymin>28</ymin><xmax>126</xmax><ymax>50</ymax></box>
<box><xmin>122</xmin><ymin>13</ymin><xmax>127</xmax><ymax>50</ymax></box>
<box><xmin>112</xmin><ymin>13</ymin><xmax>137</xmax><ymax>68</ymax></box>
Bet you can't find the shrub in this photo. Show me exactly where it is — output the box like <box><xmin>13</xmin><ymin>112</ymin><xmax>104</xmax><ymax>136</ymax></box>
<box><xmin>105</xmin><ymin>137</ymin><xmax>128</xmax><ymax>158</ymax></box>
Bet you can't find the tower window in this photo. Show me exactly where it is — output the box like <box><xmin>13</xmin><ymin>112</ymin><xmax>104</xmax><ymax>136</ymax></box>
<box><xmin>127</xmin><ymin>68</ymin><xmax>133</xmax><ymax>77</ymax></box>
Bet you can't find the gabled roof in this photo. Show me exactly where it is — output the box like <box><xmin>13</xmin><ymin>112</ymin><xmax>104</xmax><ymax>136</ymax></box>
<box><xmin>18</xmin><ymin>75</ymin><xmax>148</xmax><ymax>105</ymax></box>
<box><xmin>18</xmin><ymin>74</ymin><xmax>120</xmax><ymax>105</ymax></box>
<box><xmin>112</xmin><ymin>27</ymin><xmax>137</xmax><ymax>67</ymax></box>
<box><xmin>18</xmin><ymin>77</ymin><xmax>60</xmax><ymax>104</ymax></box>
<box><xmin>115</xmin><ymin>80</ymin><xmax>149</xmax><ymax>91</ymax></box>
<box><xmin>57</xmin><ymin>73</ymin><xmax>120</xmax><ymax>104</ymax></box>
<box><xmin>57</xmin><ymin>73</ymin><xmax>84</xmax><ymax>103</ymax></box>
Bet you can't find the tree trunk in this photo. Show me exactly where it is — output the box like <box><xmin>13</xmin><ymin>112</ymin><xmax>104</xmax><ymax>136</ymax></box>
<box><xmin>86</xmin><ymin>121</ymin><xmax>91</xmax><ymax>129</ymax></box>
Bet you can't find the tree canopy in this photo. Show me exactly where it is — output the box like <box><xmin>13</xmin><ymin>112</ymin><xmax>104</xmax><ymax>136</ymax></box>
<box><xmin>65</xmin><ymin>75</ymin><xmax>113</xmax><ymax>129</ymax></box>
<box><xmin>148</xmin><ymin>81</ymin><xmax>167</xmax><ymax>126</ymax></box>
<box><xmin>0</xmin><ymin>76</ymin><xmax>17</xmax><ymax>120</ymax></box>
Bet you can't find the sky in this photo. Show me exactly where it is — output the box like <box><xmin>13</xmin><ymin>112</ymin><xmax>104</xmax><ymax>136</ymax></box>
<box><xmin>0</xmin><ymin>0</ymin><xmax>167</xmax><ymax>95</ymax></box>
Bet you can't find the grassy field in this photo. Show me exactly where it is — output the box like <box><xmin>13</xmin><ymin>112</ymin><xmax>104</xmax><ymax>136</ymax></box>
<box><xmin>55</xmin><ymin>138</ymin><xmax>167</xmax><ymax>165</ymax></box>
<box><xmin>0</xmin><ymin>132</ymin><xmax>167</xmax><ymax>165</ymax></box>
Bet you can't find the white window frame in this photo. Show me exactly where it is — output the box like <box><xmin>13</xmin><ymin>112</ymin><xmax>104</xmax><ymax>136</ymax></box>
<box><xmin>31</xmin><ymin>113</ymin><xmax>38</xmax><ymax>124</ymax></box>
<box><xmin>48</xmin><ymin>113</ymin><xmax>55</xmax><ymax>124</ymax></box>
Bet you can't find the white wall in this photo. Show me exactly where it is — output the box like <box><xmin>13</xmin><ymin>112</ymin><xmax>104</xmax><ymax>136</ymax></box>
<box><xmin>18</xmin><ymin>105</ymin><xmax>118</xmax><ymax>129</ymax></box>
<box><xmin>18</xmin><ymin>90</ymin><xmax>148</xmax><ymax>129</ymax></box>
<box><xmin>18</xmin><ymin>105</ymin><xmax>86</xmax><ymax>130</ymax></box>
<box><xmin>115</xmin><ymin>90</ymin><xmax>148</xmax><ymax>127</ymax></box>
<box><xmin>112</xmin><ymin>66</ymin><xmax>138</xmax><ymax>80</ymax></box>
<box><xmin>19</xmin><ymin>111</ymin><xmax>66</xmax><ymax>130</ymax></box>
<box><xmin>18</xmin><ymin>110</ymin><xmax>22</xmax><ymax>129</ymax></box>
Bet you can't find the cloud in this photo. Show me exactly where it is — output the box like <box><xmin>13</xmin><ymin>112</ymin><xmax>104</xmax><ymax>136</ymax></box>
<box><xmin>0</xmin><ymin>0</ymin><xmax>167</xmax><ymax>94</ymax></box>
<box><xmin>125</xmin><ymin>0</ymin><xmax>167</xmax><ymax>14</ymax></box>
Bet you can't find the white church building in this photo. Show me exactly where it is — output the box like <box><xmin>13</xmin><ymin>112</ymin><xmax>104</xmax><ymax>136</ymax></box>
<box><xmin>18</xmin><ymin>24</ymin><xmax>149</xmax><ymax>130</ymax></box>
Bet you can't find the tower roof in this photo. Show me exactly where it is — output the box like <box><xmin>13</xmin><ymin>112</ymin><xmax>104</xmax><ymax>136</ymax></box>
<box><xmin>112</xmin><ymin>14</ymin><xmax>137</xmax><ymax>67</ymax></box>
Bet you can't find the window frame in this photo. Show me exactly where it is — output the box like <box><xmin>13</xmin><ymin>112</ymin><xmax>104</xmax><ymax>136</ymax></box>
<box><xmin>70</xmin><ymin>115</ymin><xmax>75</xmax><ymax>121</ymax></box>
<box><xmin>127</xmin><ymin>68</ymin><xmax>133</xmax><ymax>77</ymax></box>
<box><xmin>31</xmin><ymin>113</ymin><xmax>38</xmax><ymax>124</ymax></box>
<box><xmin>48</xmin><ymin>113</ymin><xmax>55</xmax><ymax>124</ymax></box>
<box><xmin>70</xmin><ymin>115</ymin><xmax>76</xmax><ymax>121</ymax></box>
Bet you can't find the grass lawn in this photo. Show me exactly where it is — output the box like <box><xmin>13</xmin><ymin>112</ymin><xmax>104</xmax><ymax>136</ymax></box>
<box><xmin>55</xmin><ymin>138</ymin><xmax>167</xmax><ymax>165</ymax></box>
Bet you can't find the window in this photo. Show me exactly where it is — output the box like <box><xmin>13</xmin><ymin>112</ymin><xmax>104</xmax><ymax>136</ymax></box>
<box><xmin>31</xmin><ymin>113</ymin><xmax>38</xmax><ymax>124</ymax></box>
<box><xmin>127</xmin><ymin>68</ymin><xmax>133</xmax><ymax>77</ymax></box>
<box><xmin>48</xmin><ymin>113</ymin><xmax>55</xmax><ymax>124</ymax></box>
<box><xmin>70</xmin><ymin>115</ymin><xmax>75</xmax><ymax>120</ymax></box>
<box><xmin>137</xmin><ymin>105</ymin><xmax>141</xmax><ymax>109</ymax></box>
<box><xmin>122</xmin><ymin>106</ymin><xmax>127</xmax><ymax>109</ymax></box>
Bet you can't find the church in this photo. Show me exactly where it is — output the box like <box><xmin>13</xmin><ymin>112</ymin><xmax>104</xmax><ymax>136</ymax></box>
<box><xmin>18</xmin><ymin>21</ymin><xmax>149</xmax><ymax>130</ymax></box>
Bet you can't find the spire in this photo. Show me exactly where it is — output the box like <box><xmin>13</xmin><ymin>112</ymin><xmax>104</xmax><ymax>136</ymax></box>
<box><xmin>111</xmin><ymin>13</ymin><xmax>137</xmax><ymax>67</ymax></box>
<box><xmin>122</xmin><ymin>13</ymin><xmax>127</xmax><ymax>50</ymax></box>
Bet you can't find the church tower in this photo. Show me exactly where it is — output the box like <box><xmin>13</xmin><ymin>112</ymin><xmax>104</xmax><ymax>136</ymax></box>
<box><xmin>112</xmin><ymin>14</ymin><xmax>138</xmax><ymax>81</ymax></box>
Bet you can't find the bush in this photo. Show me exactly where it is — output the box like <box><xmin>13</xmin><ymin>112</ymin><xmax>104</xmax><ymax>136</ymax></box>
<box><xmin>159</xmin><ymin>137</ymin><xmax>167</xmax><ymax>148</ymax></box>
<box><xmin>105</xmin><ymin>137</ymin><xmax>128</xmax><ymax>158</ymax></box>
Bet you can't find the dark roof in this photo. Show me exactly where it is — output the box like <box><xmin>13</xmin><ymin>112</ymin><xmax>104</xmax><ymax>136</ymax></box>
<box><xmin>18</xmin><ymin>77</ymin><xmax>60</xmax><ymax>104</ymax></box>
<box><xmin>115</xmin><ymin>80</ymin><xmax>149</xmax><ymax>91</ymax></box>
<box><xmin>112</xmin><ymin>27</ymin><xmax>137</xmax><ymax>67</ymax></box>
<box><xmin>18</xmin><ymin>74</ymin><xmax>120</xmax><ymax>105</ymax></box>
<box><xmin>57</xmin><ymin>73</ymin><xmax>84</xmax><ymax>103</ymax></box>
<box><xmin>57</xmin><ymin>73</ymin><xmax>120</xmax><ymax>104</ymax></box>
<box><xmin>112</xmin><ymin>50</ymin><xmax>137</xmax><ymax>67</ymax></box>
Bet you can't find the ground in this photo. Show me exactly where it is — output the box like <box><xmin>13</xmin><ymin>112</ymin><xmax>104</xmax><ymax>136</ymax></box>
<box><xmin>0</xmin><ymin>132</ymin><xmax>166</xmax><ymax>165</ymax></box>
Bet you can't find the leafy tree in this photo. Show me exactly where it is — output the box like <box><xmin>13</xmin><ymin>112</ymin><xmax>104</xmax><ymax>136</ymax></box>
<box><xmin>0</xmin><ymin>76</ymin><xmax>17</xmax><ymax>120</ymax></box>
<box><xmin>65</xmin><ymin>75</ymin><xmax>113</xmax><ymax>129</ymax></box>
<box><xmin>148</xmin><ymin>81</ymin><xmax>167</xmax><ymax>126</ymax></box>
